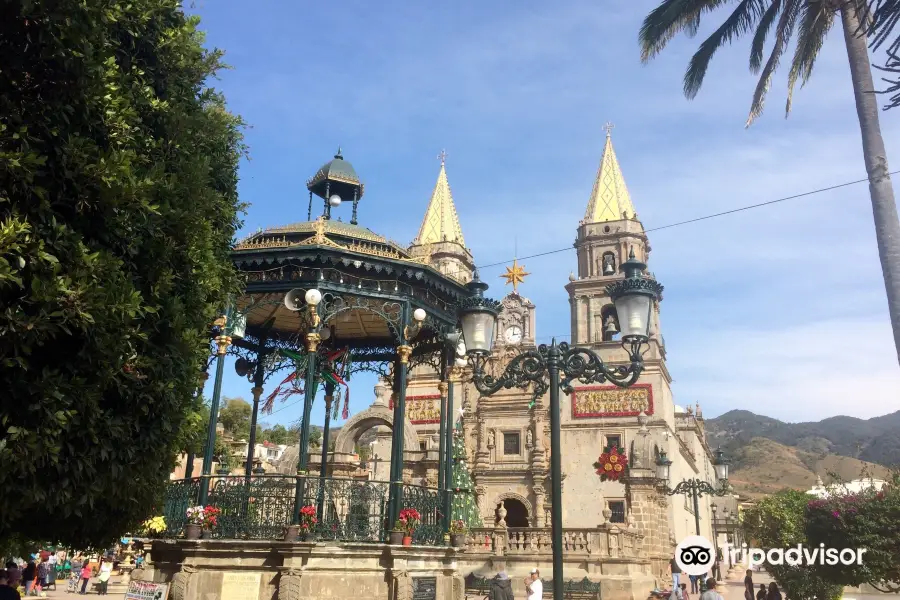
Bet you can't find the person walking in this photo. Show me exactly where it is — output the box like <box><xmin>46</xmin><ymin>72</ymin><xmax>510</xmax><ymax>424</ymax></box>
<box><xmin>669</xmin><ymin>557</ymin><xmax>682</xmax><ymax>590</ymax></box>
<box><xmin>78</xmin><ymin>561</ymin><xmax>92</xmax><ymax>595</ymax></box>
<box><xmin>490</xmin><ymin>570</ymin><xmax>514</xmax><ymax>600</ymax></box>
<box><xmin>756</xmin><ymin>584</ymin><xmax>767</xmax><ymax>600</ymax></box>
<box><xmin>524</xmin><ymin>569</ymin><xmax>542</xmax><ymax>600</ymax></box>
<box><xmin>766</xmin><ymin>583</ymin><xmax>782</xmax><ymax>600</ymax></box>
<box><xmin>689</xmin><ymin>574</ymin><xmax>699</xmax><ymax>594</ymax></box>
<box><xmin>20</xmin><ymin>562</ymin><xmax>34</xmax><ymax>597</ymax></box>
<box><xmin>98</xmin><ymin>559</ymin><xmax>112</xmax><ymax>596</ymax></box>
<box><xmin>743</xmin><ymin>569</ymin><xmax>754</xmax><ymax>600</ymax></box>
<box><xmin>700</xmin><ymin>578</ymin><xmax>723</xmax><ymax>600</ymax></box>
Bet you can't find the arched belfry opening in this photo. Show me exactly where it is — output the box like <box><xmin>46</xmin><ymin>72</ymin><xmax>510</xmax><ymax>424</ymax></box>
<box><xmin>600</xmin><ymin>304</ymin><xmax>619</xmax><ymax>342</ymax></box>
<box><xmin>496</xmin><ymin>497</ymin><xmax>530</xmax><ymax>528</ymax></box>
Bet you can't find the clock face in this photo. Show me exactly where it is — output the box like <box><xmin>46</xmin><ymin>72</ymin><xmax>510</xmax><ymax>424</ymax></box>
<box><xmin>504</xmin><ymin>325</ymin><xmax>523</xmax><ymax>344</ymax></box>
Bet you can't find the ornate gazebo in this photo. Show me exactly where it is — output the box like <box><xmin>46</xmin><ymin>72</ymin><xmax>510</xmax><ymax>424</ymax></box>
<box><xmin>164</xmin><ymin>150</ymin><xmax>473</xmax><ymax>545</ymax></box>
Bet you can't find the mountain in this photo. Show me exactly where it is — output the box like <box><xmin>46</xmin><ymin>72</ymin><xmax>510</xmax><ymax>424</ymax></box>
<box><xmin>704</xmin><ymin>410</ymin><xmax>899</xmax><ymax>498</ymax></box>
<box><xmin>705</xmin><ymin>409</ymin><xmax>900</xmax><ymax>467</ymax></box>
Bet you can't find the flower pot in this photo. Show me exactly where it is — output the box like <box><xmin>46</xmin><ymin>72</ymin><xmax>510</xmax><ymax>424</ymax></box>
<box><xmin>184</xmin><ymin>524</ymin><xmax>201</xmax><ymax>540</ymax></box>
<box><xmin>402</xmin><ymin>536</ymin><xmax>413</xmax><ymax>546</ymax></box>
<box><xmin>201</xmin><ymin>529</ymin><xmax>213</xmax><ymax>539</ymax></box>
<box><xmin>389</xmin><ymin>530</ymin><xmax>405</xmax><ymax>545</ymax></box>
<box><xmin>450</xmin><ymin>533</ymin><xmax>466</xmax><ymax>548</ymax></box>
<box><xmin>300</xmin><ymin>532</ymin><xmax>317</xmax><ymax>542</ymax></box>
<box><xmin>283</xmin><ymin>525</ymin><xmax>300</xmax><ymax>542</ymax></box>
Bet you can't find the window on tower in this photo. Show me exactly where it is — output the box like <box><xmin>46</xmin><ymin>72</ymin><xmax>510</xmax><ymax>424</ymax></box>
<box><xmin>609</xmin><ymin>500</ymin><xmax>626</xmax><ymax>523</ymax></box>
<box><xmin>605</xmin><ymin>434</ymin><xmax>622</xmax><ymax>450</ymax></box>
<box><xmin>503</xmin><ymin>432</ymin><xmax>521</xmax><ymax>455</ymax></box>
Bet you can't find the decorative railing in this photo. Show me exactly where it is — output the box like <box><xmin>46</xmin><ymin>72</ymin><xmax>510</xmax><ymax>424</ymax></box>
<box><xmin>160</xmin><ymin>474</ymin><xmax>443</xmax><ymax>545</ymax></box>
<box><xmin>463</xmin><ymin>526</ymin><xmax>643</xmax><ymax>559</ymax></box>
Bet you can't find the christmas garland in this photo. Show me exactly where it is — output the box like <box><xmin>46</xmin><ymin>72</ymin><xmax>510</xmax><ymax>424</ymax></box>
<box><xmin>594</xmin><ymin>445</ymin><xmax>628</xmax><ymax>481</ymax></box>
<box><xmin>261</xmin><ymin>347</ymin><xmax>351</xmax><ymax>418</ymax></box>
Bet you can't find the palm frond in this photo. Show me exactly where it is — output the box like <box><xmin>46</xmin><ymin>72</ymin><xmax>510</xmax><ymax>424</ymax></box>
<box><xmin>785</xmin><ymin>2</ymin><xmax>834</xmax><ymax>115</ymax></box>
<box><xmin>750</xmin><ymin>0</ymin><xmax>782</xmax><ymax>72</ymax></box>
<box><xmin>639</xmin><ymin>0</ymin><xmax>732</xmax><ymax>62</ymax></box>
<box><xmin>871</xmin><ymin>0</ymin><xmax>900</xmax><ymax>53</ymax></box>
<box><xmin>684</xmin><ymin>0</ymin><xmax>769</xmax><ymax>98</ymax></box>
<box><xmin>746</xmin><ymin>0</ymin><xmax>802</xmax><ymax>126</ymax></box>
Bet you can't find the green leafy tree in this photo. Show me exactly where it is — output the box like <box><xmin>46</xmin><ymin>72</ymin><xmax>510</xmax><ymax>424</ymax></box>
<box><xmin>214</xmin><ymin>438</ymin><xmax>235</xmax><ymax>472</ymax></box>
<box><xmin>450</xmin><ymin>421</ymin><xmax>482</xmax><ymax>528</ymax></box>
<box><xmin>177</xmin><ymin>395</ymin><xmax>211</xmax><ymax>456</ymax></box>
<box><xmin>218</xmin><ymin>397</ymin><xmax>252</xmax><ymax>439</ymax></box>
<box><xmin>743</xmin><ymin>489</ymin><xmax>842</xmax><ymax>600</ymax></box>
<box><xmin>308</xmin><ymin>427</ymin><xmax>323</xmax><ymax>450</ymax></box>
<box><xmin>0</xmin><ymin>0</ymin><xmax>243</xmax><ymax>547</ymax></box>
<box><xmin>640</xmin><ymin>0</ymin><xmax>900</xmax><ymax>365</ymax></box>
<box><xmin>262</xmin><ymin>424</ymin><xmax>291</xmax><ymax>446</ymax></box>
<box><xmin>805</xmin><ymin>473</ymin><xmax>900</xmax><ymax>592</ymax></box>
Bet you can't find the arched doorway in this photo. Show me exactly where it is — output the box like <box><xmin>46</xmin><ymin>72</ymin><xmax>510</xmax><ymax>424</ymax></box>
<box><xmin>497</xmin><ymin>498</ymin><xmax>530</xmax><ymax>528</ymax></box>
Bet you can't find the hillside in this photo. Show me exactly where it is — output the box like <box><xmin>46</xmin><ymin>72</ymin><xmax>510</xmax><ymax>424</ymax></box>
<box><xmin>705</xmin><ymin>409</ymin><xmax>900</xmax><ymax>468</ymax></box>
<box><xmin>724</xmin><ymin>437</ymin><xmax>891</xmax><ymax>498</ymax></box>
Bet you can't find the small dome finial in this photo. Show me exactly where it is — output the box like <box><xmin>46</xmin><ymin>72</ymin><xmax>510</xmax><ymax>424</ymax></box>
<box><xmin>603</xmin><ymin>121</ymin><xmax>614</xmax><ymax>138</ymax></box>
<box><xmin>628</xmin><ymin>246</ymin><xmax>636</xmax><ymax>260</ymax></box>
<box><xmin>335</xmin><ymin>146</ymin><xmax>343</xmax><ymax>159</ymax></box>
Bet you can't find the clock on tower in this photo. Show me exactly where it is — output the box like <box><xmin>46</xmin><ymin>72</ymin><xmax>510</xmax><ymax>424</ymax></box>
<box><xmin>496</xmin><ymin>293</ymin><xmax>536</xmax><ymax>347</ymax></box>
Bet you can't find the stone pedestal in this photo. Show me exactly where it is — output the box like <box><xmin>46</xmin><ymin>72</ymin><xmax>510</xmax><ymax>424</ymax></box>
<box><xmin>143</xmin><ymin>540</ymin><xmax>462</xmax><ymax>600</ymax></box>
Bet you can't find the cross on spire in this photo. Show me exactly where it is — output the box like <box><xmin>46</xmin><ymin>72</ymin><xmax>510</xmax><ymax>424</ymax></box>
<box><xmin>603</xmin><ymin>122</ymin><xmax>614</xmax><ymax>137</ymax></box>
<box><xmin>438</xmin><ymin>149</ymin><xmax>448</xmax><ymax>165</ymax></box>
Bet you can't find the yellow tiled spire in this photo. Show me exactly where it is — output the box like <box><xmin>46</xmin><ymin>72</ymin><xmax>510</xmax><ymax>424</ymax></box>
<box><xmin>415</xmin><ymin>151</ymin><xmax>466</xmax><ymax>246</ymax></box>
<box><xmin>584</xmin><ymin>124</ymin><xmax>636</xmax><ymax>223</ymax></box>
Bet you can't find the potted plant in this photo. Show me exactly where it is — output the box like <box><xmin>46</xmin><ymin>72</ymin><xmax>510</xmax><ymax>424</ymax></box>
<box><xmin>398</xmin><ymin>508</ymin><xmax>421</xmax><ymax>546</ymax></box>
<box><xmin>185</xmin><ymin>506</ymin><xmax>204</xmax><ymax>539</ymax></box>
<box><xmin>201</xmin><ymin>505</ymin><xmax>221</xmax><ymax>539</ymax></box>
<box><xmin>389</xmin><ymin>521</ymin><xmax>405</xmax><ymax>545</ymax></box>
<box><xmin>449</xmin><ymin>520</ymin><xmax>467</xmax><ymax>548</ymax></box>
<box><xmin>141</xmin><ymin>516</ymin><xmax>167</xmax><ymax>538</ymax></box>
<box><xmin>299</xmin><ymin>505</ymin><xmax>318</xmax><ymax>542</ymax></box>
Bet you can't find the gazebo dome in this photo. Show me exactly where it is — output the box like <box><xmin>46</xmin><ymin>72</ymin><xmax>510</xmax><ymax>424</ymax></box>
<box><xmin>306</xmin><ymin>148</ymin><xmax>364</xmax><ymax>202</ymax></box>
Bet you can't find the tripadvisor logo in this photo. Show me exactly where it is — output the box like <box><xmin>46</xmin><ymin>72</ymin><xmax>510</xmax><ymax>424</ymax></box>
<box><xmin>722</xmin><ymin>542</ymin><xmax>868</xmax><ymax>567</ymax></box>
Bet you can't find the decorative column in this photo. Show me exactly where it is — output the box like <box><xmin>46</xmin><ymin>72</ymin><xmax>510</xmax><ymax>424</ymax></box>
<box><xmin>387</xmin><ymin>304</ymin><xmax>412</xmax><ymax>531</ymax></box>
<box><xmin>244</xmin><ymin>356</ymin><xmax>266</xmax><ymax>481</ymax></box>
<box><xmin>587</xmin><ymin>295</ymin><xmax>595</xmax><ymax>343</ymax></box>
<box><xmin>533</xmin><ymin>484</ymin><xmax>546</xmax><ymax>527</ymax></box>
<box><xmin>317</xmin><ymin>381</ymin><xmax>336</xmax><ymax>521</ymax></box>
<box><xmin>292</xmin><ymin>318</ymin><xmax>320</xmax><ymax>525</ymax></box>
<box><xmin>199</xmin><ymin>309</ymin><xmax>232</xmax><ymax>505</ymax></box>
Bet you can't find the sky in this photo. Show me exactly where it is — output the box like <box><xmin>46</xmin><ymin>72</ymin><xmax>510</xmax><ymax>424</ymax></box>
<box><xmin>190</xmin><ymin>0</ymin><xmax>900</xmax><ymax>427</ymax></box>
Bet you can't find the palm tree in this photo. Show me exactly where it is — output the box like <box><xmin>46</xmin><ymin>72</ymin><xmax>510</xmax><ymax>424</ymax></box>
<box><xmin>640</xmin><ymin>0</ymin><xmax>900</xmax><ymax>365</ymax></box>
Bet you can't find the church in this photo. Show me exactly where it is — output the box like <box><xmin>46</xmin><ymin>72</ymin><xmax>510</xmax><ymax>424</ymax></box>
<box><xmin>358</xmin><ymin>128</ymin><xmax>721</xmax><ymax>561</ymax></box>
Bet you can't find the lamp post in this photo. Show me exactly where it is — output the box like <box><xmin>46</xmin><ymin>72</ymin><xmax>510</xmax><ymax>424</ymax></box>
<box><xmin>711</xmin><ymin>503</ymin><xmax>721</xmax><ymax>580</ymax></box>
<box><xmin>654</xmin><ymin>447</ymin><xmax>732</xmax><ymax>538</ymax></box>
<box><xmin>458</xmin><ymin>253</ymin><xmax>663</xmax><ymax>600</ymax></box>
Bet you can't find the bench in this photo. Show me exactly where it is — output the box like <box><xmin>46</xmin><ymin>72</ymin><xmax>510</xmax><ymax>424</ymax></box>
<box><xmin>465</xmin><ymin>573</ymin><xmax>602</xmax><ymax>600</ymax></box>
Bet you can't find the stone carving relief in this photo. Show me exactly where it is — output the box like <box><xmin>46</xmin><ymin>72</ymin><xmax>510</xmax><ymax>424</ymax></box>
<box><xmin>278</xmin><ymin>570</ymin><xmax>304</xmax><ymax>600</ymax></box>
<box><xmin>169</xmin><ymin>566</ymin><xmax>197</xmax><ymax>600</ymax></box>
<box><xmin>572</xmin><ymin>385</ymin><xmax>652</xmax><ymax>418</ymax></box>
<box><xmin>392</xmin><ymin>570</ymin><xmax>411</xmax><ymax>600</ymax></box>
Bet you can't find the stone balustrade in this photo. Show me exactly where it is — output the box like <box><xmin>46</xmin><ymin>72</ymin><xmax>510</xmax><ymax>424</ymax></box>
<box><xmin>463</xmin><ymin>525</ymin><xmax>644</xmax><ymax>560</ymax></box>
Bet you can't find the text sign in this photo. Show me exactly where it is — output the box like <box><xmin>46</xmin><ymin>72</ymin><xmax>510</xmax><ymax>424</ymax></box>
<box><xmin>221</xmin><ymin>572</ymin><xmax>261</xmax><ymax>600</ymax></box>
<box><xmin>412</xmin><ymin>576</ymin><xmax>437</xmax><ymax>600</ymax></box>
<box><xmin>124</xmin><ymin>580</ymin><xmax>169</xmax><ymax>600</ymax></box>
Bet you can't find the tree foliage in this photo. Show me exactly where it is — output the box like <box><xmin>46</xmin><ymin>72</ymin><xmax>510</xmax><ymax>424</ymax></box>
<box><xmin>806</xmin><ymin>473</ymin><xmax>900</xmax><ymax>592</ymax></box>
<box><xmin>742</xmin><ymin>489</ymin><xmax>843</xmax><ymax>600</ymax></box>
<box><xmin>0</xmin><ymin>0</ymin><xmax>244</xmax><ymax>547</ymax></box>
<box><xmin>218</xmin><ymin>397</ymin><xmax>252</xmax><ymax>438</ymax></box>
<box><xmin>262</xmin><ymin>424</ymin><xmax>291</xmax><ymax>446</ymax></box>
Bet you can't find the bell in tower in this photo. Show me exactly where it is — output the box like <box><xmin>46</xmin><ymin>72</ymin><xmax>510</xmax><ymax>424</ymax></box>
<box><xmin>602</xmin><ymin>252</ymin><xmax>616</xmax><ymax>275</ymax></box>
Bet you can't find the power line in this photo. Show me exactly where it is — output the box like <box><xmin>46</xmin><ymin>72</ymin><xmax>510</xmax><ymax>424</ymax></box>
<box><xmin>471</xmin><ymin>171</ymin><xmax>898</xmax><ymax>272</ymax></box>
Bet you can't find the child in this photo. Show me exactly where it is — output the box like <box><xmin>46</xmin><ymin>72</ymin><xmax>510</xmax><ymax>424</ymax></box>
<box><xmin>756</xmin><ymin>584</ymin><xmax>766</xmax><ymax>600</ymax></box>
<box><xmin>681</xmin><ymin>582</ymin><xmax>690</xmax><ymax>600</ymax></box>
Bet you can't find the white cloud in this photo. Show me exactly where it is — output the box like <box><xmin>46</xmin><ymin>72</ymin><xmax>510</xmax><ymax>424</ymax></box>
<box><xmin>673</xmin><ymin>317</ymin><xmax>900</xmax><ymax>421</ymax></box>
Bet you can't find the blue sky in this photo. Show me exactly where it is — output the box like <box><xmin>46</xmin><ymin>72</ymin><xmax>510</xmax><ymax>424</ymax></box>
<box><xmin>191</xmin><ymin>0</ymin><xmax>900</xmax><ymax>426</ymax></box>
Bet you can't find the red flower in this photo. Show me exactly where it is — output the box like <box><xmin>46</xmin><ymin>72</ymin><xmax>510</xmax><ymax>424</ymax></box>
<box><xmin>594</xmin><ymin>445</ymin><xmax>628</xmax><ymax>481</ymax></box>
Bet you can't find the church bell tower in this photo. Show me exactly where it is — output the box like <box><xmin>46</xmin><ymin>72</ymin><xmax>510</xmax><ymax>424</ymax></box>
<box><xmin>564</xmin><ymin>125</ymin><xmax>663</xmax><ymax>360</ymax></box>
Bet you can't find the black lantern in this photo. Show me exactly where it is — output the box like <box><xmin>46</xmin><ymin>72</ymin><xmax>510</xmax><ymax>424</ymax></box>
<box><xmin>458</xmin><ymin>272</ymin><xmax>501</xmax><ymax>356</ymax></box>
<box><xmin>605</xmin><ymin>249</ymin><xmax>663</xmax><ymax>343</ymax></box>
<box><xmin>655</xmin><ymin>450</ymin><xmax>672</xmax><ymax>482</ymax></box>
<box><xmin>713</xmin><ymin>447</ymin><xmax>731</xmax><ymax>482</ymax></box>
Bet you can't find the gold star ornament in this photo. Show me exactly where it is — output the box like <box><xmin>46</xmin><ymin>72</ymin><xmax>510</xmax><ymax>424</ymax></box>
<box><xmin>500</xmin><ymin>259</ymin><xmax>530</xmax><ymax>293</ymax></box>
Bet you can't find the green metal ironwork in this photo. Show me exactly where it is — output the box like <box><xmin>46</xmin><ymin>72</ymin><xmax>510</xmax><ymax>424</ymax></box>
<box><xmin>160</xmin><ymin>477</ymin><xmax>201</xmax><ymax>538</ymax></box>
<box><xmin>160</xmin><ymin>475</ymin><xmax>443</xmax><ymax>545</ymax></box>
